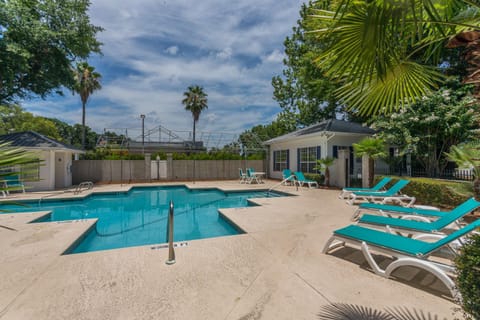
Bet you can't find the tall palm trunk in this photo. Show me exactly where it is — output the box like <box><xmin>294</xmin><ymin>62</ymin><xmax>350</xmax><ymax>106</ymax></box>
<box><xmin>192</xmin><ymin>119</ymin><xmax>196</xmax><ymax>146</ymax></box>
<box><xmin>325</xmin><ymin>168</ymin><xmax>330</xmax><ymax>187</ymax></box>
<box><xmin>81</xmin><ymin>101</ymin><xmax>86</xmax><ymax>148</ymax></box>
<box><xmin>368</xmin><ymin>158</ymin><xmax>375</xmax><ymax>188</ymax></box>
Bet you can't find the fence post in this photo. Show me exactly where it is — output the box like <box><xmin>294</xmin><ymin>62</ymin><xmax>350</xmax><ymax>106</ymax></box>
<box><xmin>167</xmin><ymin>153</ymin><xmax>173</xmax><ymax>180</ymax></box>
<box><xmin>144</xmin><ymin>153</ymin><xmax>151</xmax><ymax>182</ymax></box>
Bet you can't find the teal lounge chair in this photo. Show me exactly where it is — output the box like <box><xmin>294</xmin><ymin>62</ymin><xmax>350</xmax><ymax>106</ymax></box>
<box><xmin>282</xmin><ymin>169</ymin><xmax>296</xmax><ymax>185</ymax></box>
<box><xmin>347</xmin><ymin>179</ymin><xmax>412</xmax><ymax>205</ymax></box>
<box><xmin>3</xmin><ymin>174</ymin><xmax>25</xmax><ymax>195</ymax></box>
<box><xmin>323</xmin><ymin>218</ymin><xmax>480</xmax><ymax>298</ymax></box>
<box><xmin>358</xmin><ymin>197</ymin><xmax>480</xmax><ymax>235</ymax></box>
<box><xmin>294</xmin><ymin>171</ymin><xmax>318</xmax><ymax>188</ymax></box>
<box><xmin>353</xmin><ymin>202</ymin><xmax>445</xmax><ymax>221</ymax></box>
<box><xmin>339</xmin><ymin>177</ymin><xmax>392</xmax><ymax>199</ymax></box>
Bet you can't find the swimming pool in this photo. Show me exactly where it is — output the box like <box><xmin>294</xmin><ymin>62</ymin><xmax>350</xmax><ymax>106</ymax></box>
<box><xmin>1</xmin><ymin>186</ymin><xmax>286</xmax><ymax>253</ymax></box>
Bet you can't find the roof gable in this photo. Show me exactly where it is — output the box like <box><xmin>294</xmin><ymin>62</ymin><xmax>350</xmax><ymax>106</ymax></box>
<box><xmin>264</xmin><ymin>119</ymin><xmax>375</xmax><ymax>144</ymax></box>
<box><xmin>0</xmin><ymin>131</ymin><xmax>83</xmax><ymax>152</ymax></box>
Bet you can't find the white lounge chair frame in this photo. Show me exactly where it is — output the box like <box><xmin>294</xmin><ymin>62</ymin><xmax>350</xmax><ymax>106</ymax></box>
<box><xmin>323</xmin><ymin>232</ymin><xmax>460</xmax><ymax>298</ymax></box>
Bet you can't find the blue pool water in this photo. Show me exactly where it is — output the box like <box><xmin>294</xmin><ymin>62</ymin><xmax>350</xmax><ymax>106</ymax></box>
<box><xmin>1</xmin><ymin>186</ymin><xmax>285</xmax><ymax>253</ymax></box>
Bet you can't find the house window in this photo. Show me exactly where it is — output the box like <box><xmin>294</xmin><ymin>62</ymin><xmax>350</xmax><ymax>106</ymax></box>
<box><xmin>20</xmin><ymin>159</ymin><xmax>41</xmax><ymax>181</ymax></box>
<box><xmin>273</xmin><ymin>150</ymin><xmax>289</xmax><ymax>171</ymax></box>
<box><xmin>297</xmin><ymin>146</ymin><xmax>320</xmax><ymax>173</ymax></box>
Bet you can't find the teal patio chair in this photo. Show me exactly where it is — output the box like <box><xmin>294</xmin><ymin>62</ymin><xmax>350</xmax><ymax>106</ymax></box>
<box><xmin>294</xmin><ymin>171</ymin><xmax>318</xmax><ymax>188</ymax></box>
<box><xmin>323</xmin><ymin>218</ymin><xmax>480</xmax><ymax>298</ymax></box>
<box><xmin>246</xmin><ymin>168</ymin><xmax>260</xmax><ymax>184</ymax></box>
<box><xmin>338</xmin><ymin>177</ymin><xmax>392</xmax><ymax>199</ymax></box>
<box><xmin>239</xmin><ymin>168</ymin><xmax>247</xmax><ymax>184</ymax></box>
<box><xmin>347</xmin><ymin>179</ymin><xmax>412</xmax><ymax>205</ymax></box>
<box><xmin>282</xmin><ymin>169</ymin><xmax>296</xmax><ymax>185</ymax></box>
<box><xmin>358</xmin><ymin>197</ymin><xmax>480</xmax><ymax>235</ymax></box>
<box><xmin>3</xmin><ymin>174</ymin><xmax>25</xmax><ymax>195</ymax></box>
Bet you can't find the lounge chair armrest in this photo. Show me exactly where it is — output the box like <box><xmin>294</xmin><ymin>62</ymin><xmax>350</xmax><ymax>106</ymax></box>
<box><xmin>398</xmin><ymin>215</ymin><xmax>433</xmax><ymax>223</ymax></box>
<box><xmin>413</xmin><ymin>233</ymin><xmax>446</xmax><ymax>241</ymax></box>
<box><xmin>381</xmin><ymin>196</ymin><xmax>416</xmax><ymax>207</ymax></box>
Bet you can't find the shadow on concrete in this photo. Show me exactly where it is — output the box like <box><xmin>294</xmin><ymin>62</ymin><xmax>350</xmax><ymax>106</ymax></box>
<box><xmin>317</xmin><ymin>303</ymin><xmax>450</xmax><ymax>320</ymax></box>
<box><xmin>329</xmin><ymin>247</ymin><xmax>453</xmax><ymax>300</ymax></box>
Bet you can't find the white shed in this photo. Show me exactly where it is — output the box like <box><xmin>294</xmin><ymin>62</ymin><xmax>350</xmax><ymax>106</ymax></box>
<box><xmin>0</xmin><ymin>131</ymin><xmax>84</xmax><ymax>191</ymax></box>
<box><xmin>264</xmin><ymin>119</ymin><xmax>375</xmax><ymax>184</ymax></box>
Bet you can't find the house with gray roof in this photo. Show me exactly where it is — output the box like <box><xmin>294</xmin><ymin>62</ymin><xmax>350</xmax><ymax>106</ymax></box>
<box><xmin>0</xmin><ymin>131</ymin><xmax>84</xmax><ymax>191</ymax></box>
<box><xmin>264</xmin><ymin>119</ymin><xmax>376</xmax><ymax>186</ymax></box>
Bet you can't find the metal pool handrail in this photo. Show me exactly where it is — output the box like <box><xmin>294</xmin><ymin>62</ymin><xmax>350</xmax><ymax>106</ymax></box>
<box><xmin>166</xmin><ymin>200</ymin><xmax>175</xmax><ymax>265</ymax></box>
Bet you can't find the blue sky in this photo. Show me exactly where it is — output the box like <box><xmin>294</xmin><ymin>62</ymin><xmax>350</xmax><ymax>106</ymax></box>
<box><xmin>22</xmin><ymin>1</ymin><xmax>301</xmax><ymax>142</ymax></box>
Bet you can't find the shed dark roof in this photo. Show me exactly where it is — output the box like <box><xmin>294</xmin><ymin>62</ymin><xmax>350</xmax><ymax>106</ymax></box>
<box><xmin>264</xmin><ymin>119</ymin><xmax>375</xmax><ymax>144</ymax></box>
<box><xmin>0</xmin><ymin>131</ymin><xmax>84</xmax><ymax>152</ymax></box>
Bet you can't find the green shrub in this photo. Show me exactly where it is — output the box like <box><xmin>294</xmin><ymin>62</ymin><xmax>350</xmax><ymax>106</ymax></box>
<box><xmin>304</xmin><ymin>173</ymin><xmax>324</xmax><ymax>185</ymax></box>
<box><xmin>376</xmin><ymin>176</ymin><xmax>472</xmax><ymax>208</ymax></box>
<box><xmin>455</xmin><ymin>233</ymin><xmax>480</xmax><ymax>319</ymax></box>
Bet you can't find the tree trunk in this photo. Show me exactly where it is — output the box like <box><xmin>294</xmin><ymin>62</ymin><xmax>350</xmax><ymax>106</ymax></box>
<box><xmin>368</xmin><ymin>158</ymin><xmax>375</xmax><ymax>188</ymax></box>
<box><xmin>325</xmin><ymin>168</ymin><xmax>330</xmax><ymax>187</ymax></box>
<box><xmin>81</xmin><ymin>101</ymin><xmax>86</xmax><ymax>149</ymax></box>
<box><xmin>474</xmin><ymin>178</ymin><xmax>480</xmax><ymax>201</ymax></box>
<box><xmin>192</xmin><ymin>119</ymin><xmax>196</xmax><ymax>147</ymax></box>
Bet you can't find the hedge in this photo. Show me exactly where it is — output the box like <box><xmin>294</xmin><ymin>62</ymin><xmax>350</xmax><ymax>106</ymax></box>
<box><xmin>377</xmin><ymin>176</ymin><xmax>473</xmax><ymax>208</ymax></box>
<box><xmin>455</xmin><ymin>234</ymin><xmax>480</xmax><ymax>319</ymax></box>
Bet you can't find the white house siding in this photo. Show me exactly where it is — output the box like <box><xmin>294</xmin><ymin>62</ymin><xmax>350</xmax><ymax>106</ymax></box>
<box><xmin>267</xmin><ymin>132</ymin><xmax>373</xmax><ymax>182</ymax></box>
<box><xmin>54</xmin><ymin>151</ymin><xmax>73</xmax><ymax>189</ymax></box>
<box><xmin>268</xmin><ymin>135</ymin><xmax>328</xmax><ymax>179</ymax></box>
<box><xmin>25</xmin><ymin>150</ymin><xmax>55</xmax><ymax>191</ymax></box>
<box><xmin>327</xmin><ymin>134</ymin><xmax>371</xmax><ymax>180</ymax></box>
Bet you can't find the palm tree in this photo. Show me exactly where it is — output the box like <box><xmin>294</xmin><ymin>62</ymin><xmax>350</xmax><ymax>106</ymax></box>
<box><xmin>310</xmin><ymin>0</ymin><xmax>480</xmax><ymax>116</ymax></box>
<box><xmin>73</xmin><ymin>62</ymin><xmax>102</xmax><ymax>149</ymax></box>
<box><xmin>446</xmin><ymin>143</ymin><xmax>480</xmax><ymax>199</ymax></box>
<box><xmin>181</xmin><ymin>85</ymin><xmax>208</xmax><ymax>147</ymax></box>
<box><xmin>353</xmin><ymin>138</ymin><xmax>387</xmax><ymax>188</ymax></box>
<box><xmin>313</xmin><ymin>157</ymin><xmax>335</xmax><ymax>187</ymax></box>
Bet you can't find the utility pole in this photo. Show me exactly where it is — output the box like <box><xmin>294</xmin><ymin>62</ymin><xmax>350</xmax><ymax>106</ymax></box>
<box><xmin>140</xmin><ymin>114</ymin><xmax>146</xmax><ymax>154</ymax></box>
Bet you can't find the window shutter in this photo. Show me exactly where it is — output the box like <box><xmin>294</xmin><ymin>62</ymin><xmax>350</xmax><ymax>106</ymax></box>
<box><xmin>273</xmin><ymin>151</ymin><xmax>277</xmax><ymax>171</ymax></box>
<box><xmin>316</xmin><ymin>146</ymin><xmax>321</xmax><ymax>160</ymax></box>
<box><xmin>286</xmin><ymin>150</ymin><xmax>290</xmax><ymax>169</ymax></box>
<box><xmin>333</xmin><ymin>145</ymin><xmax>338</xmax><ymax>158</ymax></box>
<box><xmin>297</xmin><ymin>148</ymin><xmax>300</xmax><ymax>171</ymax></box>
<box><xmin>349</xmin><ymin>146</ymin><xmax>354</xmax><ymax>174</ymax></box>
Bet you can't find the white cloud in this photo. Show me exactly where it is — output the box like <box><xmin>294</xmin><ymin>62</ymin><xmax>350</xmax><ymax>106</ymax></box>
<box><xmin>20</xmin><ymin>0</ymin><xmax>301</xmax><ymax>146</ymax></box>
<box><xmin>216</xmin><ymin>47</ymin><xmax>232</xmax><ymax>60</ymax></box>
<box><xmin>164</xmin><ymin>45</ymin><xmax>179</xmax><ymax>55</ymax></box>
<box><xmin>264</xmin><ymin>49</ymin><xmax>284</xmax><ymax>63</ymax></box>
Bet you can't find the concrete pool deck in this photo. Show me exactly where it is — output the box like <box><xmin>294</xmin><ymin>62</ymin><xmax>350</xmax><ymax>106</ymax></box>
<box><xmin>0</xmin><ymin>180</ymin><xmax>461</xmax><ymax>319</ymax></box>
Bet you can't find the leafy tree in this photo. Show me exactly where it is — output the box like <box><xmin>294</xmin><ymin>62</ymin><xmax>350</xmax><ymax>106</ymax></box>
<box><xmin>239</xmin><ymin>120</ymin><xmax>291</xmax><ymax>154</ymax></box>
<box><xmin>0</xmin><ymin>0</ymin><xmax>102</xmax><ymax>103</ymax></box>
<box><xmin>272</xmin><ymin>2</ymin><xmax>354</xmax><ymax>128</ymax></box>
<box><xmin>446</xmin><ymin>143</ymin><xmax>480</xmax><ymax>199</ymax></box>
<box><xmin>181</xmin><ymin>85</ymin><xmax>208</xmax><ymax>146</ymax></box>
<box><xmin>372</xmin><ymin>82</ymin><xmax>479</xmax><ymax>176</ymax></box>
<box><xmin>309</xmin><ymin>0</ymin><xmax>480</xmax><ymax>115</ymax></box>
<box><xmin>0</xmin><ymin>104</ymin><xmax>60</xmax><ymax>139</ymax></box>
<box><xmin>73</xmin><ymin>62</ymin><xmax>102</xmax><ymax>149</ymax></box>
<box><xmin>313</xmin><ymin>157</ymin><xmax>335</xmax><ymax>187</ymax></box>
<box><xmin>353</xmin><ymin>138</ymin><xmax>387</xmax><ymax>187</ymax></box>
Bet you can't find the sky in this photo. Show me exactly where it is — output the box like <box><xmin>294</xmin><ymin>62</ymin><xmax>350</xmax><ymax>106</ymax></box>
<box><xmin>22</xmin><ymin>0</ymin><xmax>302</xmax><ymax>145</ymax></box>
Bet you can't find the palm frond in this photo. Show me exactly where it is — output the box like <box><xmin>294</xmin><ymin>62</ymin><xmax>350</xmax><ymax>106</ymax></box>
<box><xmin>337</xmin><ymin>61</ymin><xmax>443</xmax><ymax>115</ymax></box>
